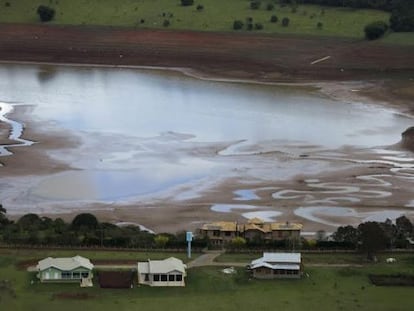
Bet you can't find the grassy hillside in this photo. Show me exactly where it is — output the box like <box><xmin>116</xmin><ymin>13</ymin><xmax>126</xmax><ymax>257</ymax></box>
<box><xmin>0</xmin><ymin>0</ymin><xmax>392</xmax><ymax>38</ymax></box>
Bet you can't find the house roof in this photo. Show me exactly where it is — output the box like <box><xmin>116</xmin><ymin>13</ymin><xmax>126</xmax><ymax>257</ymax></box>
<box><xmin>251</xmin><ymin>262</ymin><xmax>300</xmax><ymax>270</ymax></box>
<box><xmin>251</xmin><ymin>252</ymin><xmax>301</xmax><ymax>266</ymax></box>
<box><xmin>243</xmin><ymin>223</ymin><xmax>268</xmax><ymax>233</ymax></box>
<box><xmin>37</xmin><ymin>255</ymin><xmax>94</xmax><ymax>271</ymax></box>
<box><xmin>200</xmin><ymin>220</ymin><xmax>302</xmax><ymax>234</ymax></box>
<box><xmin>270</xmin><ymin>222</ymin><xmax>303</xmax><ymax>231</ymax></box>
<box><xmin>200</xmin><ymin>221</ymin><xmax>238</xmax><ymax>232</ymax></box>
<box><xmin>137</xmin><ymin>257</ymin><xmax>186</xmax><ymax>275</ymax></box>
<box><xmin>248</xmin><ymin>217</ymin><xmax>265</xmax><ymax>225</ymax></box>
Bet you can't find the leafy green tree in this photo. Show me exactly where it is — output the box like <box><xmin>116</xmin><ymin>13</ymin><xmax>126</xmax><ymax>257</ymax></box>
<box><xmin>270</xmin><ymin>15</ymin><xmax>278</xmax><ymax>23</ymax></box>
<box><xmin>230</xmin><ymin>236</ymin><xmax>247</xmax><ymax>249</ymax></box>
<box><xmin>250</xmin><ymin>1</ymin><xmax>261</xmax><ymax>10</ymax></box>
<box><xmin>17</xmin><ymin>213</ymin><xmax>42</xmax><ymax>231</ymax></box>
<box><xmin>154</xmin><ymin>235</ymin><xmax>169</xmax><ymax>248</ymax></box>
<box><xmin>396</xmin><ymin>215</ymin><xmax>413</xmax><ymax>237</ymax></box>
<box><xmin>181</xmin><ymin>0</ymin><xmax>194</xmax><ymax>6</ymax></box>
<box><xmin>364</xmin><ymin>21</ymin><xmax>389</xmax><ymax>40</ymax></box>
<box><xmin>71</xmin><ymin>213</ymin><xmax>99</xmax><ymax>231</ymax></box>
<box><xmin>255</xmin><ymin>23</ymin><xmax>264</xmax><ymax>30</ymax></box>
<box><xmin>196</xmin><ymin>4</ymin><xmax>204</xmax><ymax>11</ymax></box>
<box><xmin>266</xmin><ymin>3</ymin><xmax>274</xmax><ymax>11</ymax></box>
<box><xmin>37</xmin><ymin>5</ymin><xmax>55</xmax><ymax>22</ymax></box>
<box><xmin>389</xmin><ymin>0</ymin><xmax>414</xmax><ymax>32</ymax></box>
<box><xmin>332</xmin><ymin>225</ymin><xmax>359</xmax><ymax>246</ymax></box>
<box><xmin>0</xmin><ymin>204</ymin><xmax>9</xmax><ymax>227</ymax></box>
<box><xmin>358</xmin><ymin>222</ymin><xmax>388</xmax><ymax>260</ymax></box>
<box><xmin>282</xmin><ymin>17</ymin><xmax>290</xmax><ymax>26</ymax></box>
<box><xmin>233</xmin><ymin>20</ymin><xmax>244</xmax><ymax>30</ymax></box>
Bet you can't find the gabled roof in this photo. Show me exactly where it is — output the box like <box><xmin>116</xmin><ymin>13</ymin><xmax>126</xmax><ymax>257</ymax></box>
<box><xmin>37</xmin><ymin>255</ymin><xmax>94</xmax><ymax>271</ymax></box>
<box><xmin>138</xmin><ymin>257</ymin><xmax>186</xmax><ymax>275</ymax></box>
<box><xmin>200</xmin><ymin>221</ymin><xmax>238</xmax><ymax>232</ymax></box>
<box><xmin>243</xmin><ymin>223</ymin><xmax>268</xmax><ymax>233</ymax></box>
<box><xmin>251</xmin><ymin>252</ymin><xmax>301</xmax><ymax>266</ymax></box>
<box><xmin>270</xmin><ymin>222</ymin><xmax>303</xmax><ymax>231</ymax></box>
<box><xmin>248</xmin><ymin>217</ymin><xmax>265</xmax><ymax>225</ymax></box>
<box><xmin>251</xmin><ymin>262</ymin><xmax>300</xmax><ymax>270</ymax></box>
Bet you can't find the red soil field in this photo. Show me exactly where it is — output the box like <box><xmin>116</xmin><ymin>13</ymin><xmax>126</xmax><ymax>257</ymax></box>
<box><xmin>0</xmin><ymin>24</ymin><xmax>413</xmax><ymax>81</ymax></box>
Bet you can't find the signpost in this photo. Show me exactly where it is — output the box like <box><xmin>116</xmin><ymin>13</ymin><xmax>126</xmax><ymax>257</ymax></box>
<box><xmin>186</xmin><ymin>231</ymin><xmax>193</xmax><ymax>259</ymax></box>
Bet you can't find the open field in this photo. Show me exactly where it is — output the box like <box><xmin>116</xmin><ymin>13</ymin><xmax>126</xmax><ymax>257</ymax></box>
<box><xmin>216</xmin><ymin>251</ymin><xmax>414</xmax><ymax>266</ymax></box>
<box><xmin>0</xmin><ymin>0</ymin><xmax>408</xmax><ymax>40</ymax></box>
<box><xmin>1</xmin><ymin>249</ymin><xmax>414</xmax><ymax>310</ymax></box>
<box><xmin>0</xmin><ymin>248</ymin><xmax>198</xmax><ymax>262</ymax></box>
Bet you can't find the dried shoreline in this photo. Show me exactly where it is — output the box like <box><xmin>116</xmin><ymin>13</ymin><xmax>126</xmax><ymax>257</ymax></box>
<box><xmin>1</xmin><ymin>24</ymin><xmax>414</xmax><ymax>233</ymax></box>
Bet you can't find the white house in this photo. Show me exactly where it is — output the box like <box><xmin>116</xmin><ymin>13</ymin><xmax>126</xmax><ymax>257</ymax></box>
<box><xmin>137</xmin><ymin>257</ymin><xmax>187</xmax><ymax>287</ymax></box>
<box><xmin>36</xmin><ymin>255</ymin><xmax>94</xmax><ymax>286</ymax></box>
<box><xmin>249</xmin><ymin>252</ymin><xmax>302</xmax><ymax>279</ymax></box>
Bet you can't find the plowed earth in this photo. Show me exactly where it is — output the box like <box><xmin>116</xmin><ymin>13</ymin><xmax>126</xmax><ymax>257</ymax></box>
<box><xmin>0</xmin><ymin>24</ymin><xmax>413</xmax><ymax>81</ymax></box>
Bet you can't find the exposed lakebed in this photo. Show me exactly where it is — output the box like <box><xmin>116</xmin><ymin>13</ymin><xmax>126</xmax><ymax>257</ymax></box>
<box><xmin>1</xmin><ymin>63</ymin><xmax>414</xmax><ymax>232</ymax></box>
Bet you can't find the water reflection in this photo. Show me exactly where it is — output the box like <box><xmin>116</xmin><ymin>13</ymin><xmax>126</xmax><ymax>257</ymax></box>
<box><xmin>0</xmin><ymin>63</ymin><xmax>413</xmax><ymax>203</ymax></box>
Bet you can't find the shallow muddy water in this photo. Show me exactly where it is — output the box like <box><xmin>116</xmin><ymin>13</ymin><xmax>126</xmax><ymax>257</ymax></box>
<box><xmin>1</xmin><ymin>63</ymin><xmax>414</xmax><ymax>230</ymax></box>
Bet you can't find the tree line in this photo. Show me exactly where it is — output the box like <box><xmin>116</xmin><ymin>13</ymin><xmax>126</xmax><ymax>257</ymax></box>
<box><xmin>330</xmin><ymin>216</ymin><xmax>414</xmax><ymax>259</ymax></box>
<box><xmin>279</xmin><ymin>0</ymin><xmax>414</xmax><ymax>31</ymax></box>
<box><xmin>0</xmin><ymin>205</ymin><xmax>207</xmax><ymax>249</ymax></box>
<box><xmin>226</xmin><ymin>215</ymin><xmax>414</xmax><ymax>261</ymax></box>
<box><xmin>1</xmin><ymin>204</ymin><xmax>413</xmax><ymax>258</ymax></box>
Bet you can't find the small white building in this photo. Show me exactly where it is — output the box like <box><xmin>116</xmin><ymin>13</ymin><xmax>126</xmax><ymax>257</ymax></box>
<box><xmin>137</xmin><ymin>257</ymin><xmax>187</xmax><ymax>287</ymax></box>
<box><xmin>36</xmin><ymin>255</ymin><xmax>94</xmax><ymax>286</ymax></box>
<box><xmin>249</xmin><ymin>252</ymin><xmax>301</xmax><ymax>279</ymax></box>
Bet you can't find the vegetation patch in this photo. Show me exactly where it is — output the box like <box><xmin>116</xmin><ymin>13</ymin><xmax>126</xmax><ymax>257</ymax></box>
<box><xmin>97</xmin><ymin>271</ymin><xmax>135</xmax><ymax>289</ymax></box>
<box><xmin>0</xmin><ymin>280</ymin><xmax>17</xmax><ymax>299</ymax></box>
<box><xmin>369</xmin><ymin>274</ymin><xmax>414</xmax><ymax>286</ymax></box>
<box><xmin>52</xmin><ymin>292</ymin><xmax>95</xmax><ymax>300</ymax></box>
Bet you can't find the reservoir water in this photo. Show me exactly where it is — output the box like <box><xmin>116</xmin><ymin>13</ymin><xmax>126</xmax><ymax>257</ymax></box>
<box><xmin>0</xmin><ymin>63</ymin><xmax>413</xmax><ymax>223</ymax></box>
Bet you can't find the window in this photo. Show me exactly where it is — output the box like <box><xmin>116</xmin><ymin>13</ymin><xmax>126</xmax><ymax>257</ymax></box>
<box><xmin>145</xmin><ymin>274</ymin><xmax>149</xmax><ymax>281</ymax></box>
<box><xmin>161</xmin><ymin>274</ymin><xmax>168</xmax><ymax>282</ymax></box>
<box><xmin>225</xmin><ymin>231</ymin><xmax>231</xmax><ymax>236</ymax></box>
<box><xmin>62</xmin><ymin>272</ymin><xmax>71</xmax><ymax>279</ymax></box>
<box><xmin>81</xmin><ymin>272</ymin><xmax>89</xmax><ymax>278</ymax></box>
<box><xmin>213</xmin><ymin>230</ymin><xmax>220</xmax><ymax>236</ymax></box>
<box><xmin>176</xmin><ymin>274</ymin><xmax>182</xmax><ymax>282</ymax></box>
<box><xmin>72</xmin><ymin>272</ymin><xmax>80</xmax><ymax>279</ymax></box>
<box><xmin>154</xmin><ymin>274</ymin><xmax>160</xmax><ymax>282</ymax></box>
<box><xmin>169</xmin><ymin>275</ymin><xmax>175</xmax><ymax>282</ymax></box>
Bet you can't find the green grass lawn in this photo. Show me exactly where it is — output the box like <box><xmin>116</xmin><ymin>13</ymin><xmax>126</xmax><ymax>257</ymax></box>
<box><xmin>0</xmin><ymin>248</ymin><xmax>196</xmax><ymax>263</ymax></box>
<box><xmin>0</xmin><ymin>0</ymin><xmax>392</xmax><ymax>39</ymax></box>
<box><xmin>1</xmin><ymin>249</ymin><xmax>414</xmax><ymax>310</ymax></box>
<box><xmin>216</xmin><ymin>251</ymin><xmax>414</xmax><ymax>266</ymax></box>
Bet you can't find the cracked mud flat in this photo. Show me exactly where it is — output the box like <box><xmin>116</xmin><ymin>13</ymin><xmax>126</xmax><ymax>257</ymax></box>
<box><xmin>1</xmin><ymin>63</ymin><xmax>414</xmax><ymax>234</ymax></box>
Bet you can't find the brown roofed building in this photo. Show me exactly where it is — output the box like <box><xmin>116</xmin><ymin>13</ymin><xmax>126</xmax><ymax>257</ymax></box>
<box><xmin>199</xmin><ymin>221</ymin><xmax>238</xmax><ymax>246</ymax></box>
<box><xmin>199</xmin><ymin>219</ymin><xmax>302</xmax><ymax>246</ymax></box>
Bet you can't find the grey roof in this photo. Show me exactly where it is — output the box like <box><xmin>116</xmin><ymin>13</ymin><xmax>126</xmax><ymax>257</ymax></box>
<box><xmin>251</xmin><ymin>262</ymin><xmax>300</xmax><ymax>270</ymax></box>
<box><xmin>37</xmin><ymin>255</ymin><xmax>94</xmax><ymax>271</ymax></box>
<box><xmin>251</xmin><ymin>252</ymin><xmax>301</xmax><ymax>266</ymax></box>
<box><xmin>137</xmin><ymin>257</ymin><xmax>186</xmax><ymax>275</ymax></box>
